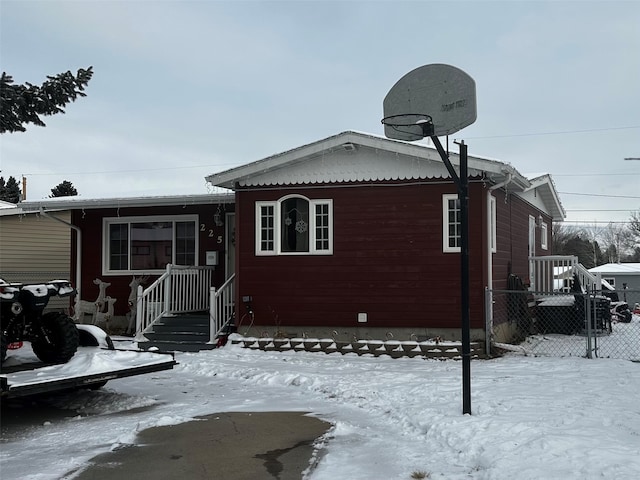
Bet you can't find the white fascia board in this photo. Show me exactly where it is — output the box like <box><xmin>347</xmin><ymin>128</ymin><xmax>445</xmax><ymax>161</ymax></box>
<box><xmin>523</xmin><ymin>174</ymin><xmax>566</xmax><ymax>221</ymax></box>
<box><xmin>206</xmin><ymin>130</ymin><xmax>529</xmax><ymax>190</ymax></box>
<box><xmin>18</xmin><ymin>193</ymin><xmax>234</xmax><ymax>213</ymax></box>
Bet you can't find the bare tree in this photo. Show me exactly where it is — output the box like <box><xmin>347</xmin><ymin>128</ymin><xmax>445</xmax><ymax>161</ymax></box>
<box><xmin>600</xmin><ymin>222</ymin><xmax>635</xmax><ymax>263</ymax></box>
<box><xmin>630</xmin><ymin>211</ymin><xmax>640</xmax><ymax>241</ymax></box>
<box><xmin>580</xmin><ymin>221</ymin><xmax>603</xmax><ymax>267</ymax></box>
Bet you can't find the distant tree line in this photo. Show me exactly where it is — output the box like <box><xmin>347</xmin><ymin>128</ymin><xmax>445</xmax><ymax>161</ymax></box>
<box><xmin>0</xmin><ymin>176</ymin><xmax>78</xmax><ymax>203</ymax></box>
<box><xmin>0</xmin><ymin>176</ymin><xmax>22</xmax><ymax>203</ymax></box>
<box><xmin>553</xmin><ymin>217</ymin><xmax>640</xmax><ymax>266</ymax></box>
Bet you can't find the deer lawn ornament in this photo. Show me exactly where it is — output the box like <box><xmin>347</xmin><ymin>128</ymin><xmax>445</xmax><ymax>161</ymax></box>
<box><xmin>94</xmin><ymin>296</ymin><xmax>117</xmax><ymax>332</ymax></box>
<box><xmin>73</xmin><ymin>278</ymin><xmax>111</xmax><ymax>323</ymax></box>
<box><xmin>126</xmin><ymin>275</ymin><xmax>149</xmax><ymax>335</ymax></box>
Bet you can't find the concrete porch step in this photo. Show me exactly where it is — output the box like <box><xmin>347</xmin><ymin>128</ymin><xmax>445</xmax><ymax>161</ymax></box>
<box><xmin>137</xmin><ymin>339</ymin><xmax>218</xmax><ymax>353</ymax></box>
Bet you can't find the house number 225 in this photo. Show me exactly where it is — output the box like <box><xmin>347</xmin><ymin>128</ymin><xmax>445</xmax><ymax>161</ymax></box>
<box><xmin>200</xmin><ymin>224</ymin><xmax>223</xmax><ymax>243</ymax></box>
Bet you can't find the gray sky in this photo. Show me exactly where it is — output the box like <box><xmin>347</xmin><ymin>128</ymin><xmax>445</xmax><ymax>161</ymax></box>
<box><xmin>1</xmin><ymin>0</ymin><xmax>638</xmax><ymax>225</ymax></box>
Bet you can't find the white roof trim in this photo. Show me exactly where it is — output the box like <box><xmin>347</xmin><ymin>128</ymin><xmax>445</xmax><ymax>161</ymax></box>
<box><xmin>19</xmin><ymin>193</ymin><xmax>234</xmax><ymax>212</ymax></box>
<box><xmin>206</xmin><ymin>131</ymin><xmax>530</xmax><ymax>190</ymax></box>
<box><xmin>523</xmin><ymin>173</ymin><xmax>566</xmax><ymax>221</ymax></box>
<box><xmin>589</xmin><ymin>263</ymin><xmax>640</xmax><ymax>275</ymax></box>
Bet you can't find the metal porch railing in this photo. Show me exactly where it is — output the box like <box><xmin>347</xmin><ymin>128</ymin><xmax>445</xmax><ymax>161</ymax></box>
<box><xmin>135</xmin><ymin>264</ymin><xmax>215</xmax><ymax>339</ymax></box>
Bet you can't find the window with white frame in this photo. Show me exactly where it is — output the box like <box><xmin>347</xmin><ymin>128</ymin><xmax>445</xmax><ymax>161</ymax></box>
<box><xmin>103</xmin><ymin>215</ymin><xmax>198</xmax><ymax>273</ymax></box>
<box><xmin>256</xmin><ymin>195</ymin><xmax>333</xmax><ymax>255</ymax></box>
<box><xmin>443</xmin><ymin>194</ymin><xmax>461</xmax><ymax>253</ymax></box>
<box><xmin>604</xmin><ymin>277</ymin><xmax>615</xmax><ymax>287</ymax></box>
<box><xmin>540</xmin><ymin>221</ymin><xmax>548</xmax><ymax>250</ymax></box>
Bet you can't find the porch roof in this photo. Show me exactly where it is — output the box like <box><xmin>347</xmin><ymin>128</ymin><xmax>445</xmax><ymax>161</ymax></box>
<box><xmin>18</xmin><ymin>193</ymin><xmax>234</xmax><ymax>213</ymax></box>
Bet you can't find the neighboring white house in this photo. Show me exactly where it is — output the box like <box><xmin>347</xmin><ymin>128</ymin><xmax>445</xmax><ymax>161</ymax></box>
<box><xmin>589</xmin><ymin>263</ymin><xmax>640</xmax><ymax>308</ymax></box>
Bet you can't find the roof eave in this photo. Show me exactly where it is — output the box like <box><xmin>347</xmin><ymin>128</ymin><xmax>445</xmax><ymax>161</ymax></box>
<box><xmin>18</xmin><ymin>193</ymin><xmax>234</xmax><ymax>212</ymax></box>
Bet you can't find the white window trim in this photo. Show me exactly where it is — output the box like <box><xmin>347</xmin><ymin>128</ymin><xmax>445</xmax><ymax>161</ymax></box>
<box><xmin>255</xmin><ymin>201</ymin><xmax>276</xmax><ymax>256</ymax></box>
<box><xmin>540</xmin><ymin>221</ymin><xmax>548</xmax><ymax>250</ymax></box>
<box><xmin>255</xmin><ymin>195</ymin><xmax>333</xmax><ymax>256</ymax></box>
<box><xmin>443</xmin><ymin>194</ymin><xmax>461</xmax><ymax>253</ymax></box>
<box><xmin>102</xmin><ymin>214</ymin><xmax>199</xmax><ymax>275</ymax></box>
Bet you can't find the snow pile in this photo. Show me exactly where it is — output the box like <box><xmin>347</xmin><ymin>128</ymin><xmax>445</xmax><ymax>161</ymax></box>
<box><xmin>2</xmin><ymin>334</ymin><xmax>640</xmax><ymax>479</ymax></box>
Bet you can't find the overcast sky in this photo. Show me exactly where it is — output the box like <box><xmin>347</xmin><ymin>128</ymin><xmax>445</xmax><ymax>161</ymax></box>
<box><xmin>1</xmin><ymin>0</ymin><xmax>638</xmax><ymax>225</ymax></box>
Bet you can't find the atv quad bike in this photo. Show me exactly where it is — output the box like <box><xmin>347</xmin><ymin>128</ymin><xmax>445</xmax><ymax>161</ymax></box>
<box><xmin>1</xmin><ymin>278</ymin><xmax>79</xmax><ymax>366</ymax></box>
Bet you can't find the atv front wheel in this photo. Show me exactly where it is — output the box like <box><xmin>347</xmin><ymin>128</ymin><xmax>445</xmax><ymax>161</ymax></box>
<box><xmin>31</xmin><ymin>312</ymin><xmax>79</xmax><ymax>364</ymax></box>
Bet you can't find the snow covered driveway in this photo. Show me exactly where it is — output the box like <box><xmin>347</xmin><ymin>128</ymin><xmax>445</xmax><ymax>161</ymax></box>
<box><xmin>2</xmin><ymin>343</ymin><xmax>640</xmax><ymax>479</ymax></box>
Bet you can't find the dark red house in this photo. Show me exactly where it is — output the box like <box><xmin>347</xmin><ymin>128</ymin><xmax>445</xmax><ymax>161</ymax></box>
<box><xmin>206</xmin><ymin>131</ymin><xmax>565</xmax><ymax>345</ymax></box>
<box><xmin>20</xmin><ymin>194</ymin><xmax>235</xmax><ymax>333</ymax></box>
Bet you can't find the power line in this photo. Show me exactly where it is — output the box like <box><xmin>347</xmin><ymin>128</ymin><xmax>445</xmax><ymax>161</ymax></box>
<box><xmin>562</xmin><ymin>220</ymin><xmax>632</xmax><ymax>225</ymax></box>
<box><xmin>465</xmin><ymin>124</ymin><xmax>640</xmax><ymax>140</ymax></box>
<box><xmin>18</xmin><ymin>163</ymin><xmax>240</xmax><ymax>176</ymax></box>
<box><xmin>558</xmin><ymin>191</ymin><xmax>640</xmax><ymax>200</ymax></box>
<box><xmin>553</xmin><ymin>173</ymin><xmax>640</xmax><ymax>177</ymax></box>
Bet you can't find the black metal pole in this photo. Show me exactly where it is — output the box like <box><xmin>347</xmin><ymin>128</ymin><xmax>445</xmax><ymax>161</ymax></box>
<box><xmin>430</xmin><ymin>134</ymin><xmax>472</xmax><ymax>415</ymax></box>
<box><xmin>458</xmin><ymin>140</ymin><xmax>472</xmax><ymax>415</ymax></box>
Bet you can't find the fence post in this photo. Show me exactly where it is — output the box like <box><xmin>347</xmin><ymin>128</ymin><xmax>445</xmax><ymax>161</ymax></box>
<box><xmin>485</xmin><ymin>287</ymin><xmax>492</xmax><ymax>356</ymax></box>
<box><xmin>585</xmin><ymin>293</ymin><xmax>593</xmax><ymax>359</ymax></box>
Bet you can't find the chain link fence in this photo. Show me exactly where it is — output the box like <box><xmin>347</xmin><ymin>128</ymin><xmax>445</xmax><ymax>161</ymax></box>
<box><xmin>0</xmin><ymin>271</ymin><xmax>74</xmax><ymax>314</ymax></box>
<box><xmin>488</xmin><ymin>287</ymin><xmax>640</xmax><ymax>361</ymax></box>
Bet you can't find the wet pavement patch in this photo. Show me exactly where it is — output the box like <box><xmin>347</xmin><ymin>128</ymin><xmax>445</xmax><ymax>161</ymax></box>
<box><xmin>68</xmin><ymin>412</ymin><xmax>330</xmax><ymax>480</ymax></box>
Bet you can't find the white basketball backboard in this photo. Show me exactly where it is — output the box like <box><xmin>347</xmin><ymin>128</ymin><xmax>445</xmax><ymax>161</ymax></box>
<box><xmin>382</xmin><ymin>64</ymin><xmax>477</xmax><ymax>140</ymax></box>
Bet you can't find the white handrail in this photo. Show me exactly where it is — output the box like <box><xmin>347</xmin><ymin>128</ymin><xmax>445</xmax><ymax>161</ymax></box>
<box><xmin>529</xmin><ymin>255</ymin><xmax>601</xmax><ymax>294</ymax></box>
<box><xmin>134</xmin><ymin>264</ymin><xmax>215</xmax><ymax>339</ymax></box>
<box><xmin>209</xmin><ymin>273</ymin><xmax>235</xmax><ymax>344</ymax></box>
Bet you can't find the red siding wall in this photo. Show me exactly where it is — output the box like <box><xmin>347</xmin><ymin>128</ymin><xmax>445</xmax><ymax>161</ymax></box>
<box><xmin>491</xmin><ymin>189</ymin><xmax>553</xmax><ymax>291</ymax></box>
<box><xmin>235</xmin><ymin>181</ymin><xmax>488</xmax><ymax>331</ymax></box>
<box><xmin>71</xmin><ymin>204</ymin><xmax>233</xmax><ymax>316</ymax></box>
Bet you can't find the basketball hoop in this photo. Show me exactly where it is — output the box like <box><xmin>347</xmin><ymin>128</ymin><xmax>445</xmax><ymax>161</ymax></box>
<box><xmin>382</xmin><ymin>63</ymin><xmax>477</xmax><ymax>415</ymax></box>
<box><xmin>381</xmin><ymin>113</ymin><xmax>434</xmax><ymax>139</ymax></box>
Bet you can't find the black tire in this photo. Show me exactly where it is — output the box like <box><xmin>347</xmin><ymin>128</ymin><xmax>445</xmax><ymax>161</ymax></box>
<box><xmin>31</xmin><ymin>312</ymin><xmax>79</xmax><ymax>364</ymax></box>
<box><xmin>1</xmin><ymin>334</ymin><xmax>7</xmax><ymax>364</ymax></box>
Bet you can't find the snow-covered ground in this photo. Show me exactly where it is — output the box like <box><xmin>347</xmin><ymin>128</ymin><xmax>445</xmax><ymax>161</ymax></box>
<box><xmin>2</xmin><ymin>326</ymin><xmax>640</xmax><ymax>480</ymax></box>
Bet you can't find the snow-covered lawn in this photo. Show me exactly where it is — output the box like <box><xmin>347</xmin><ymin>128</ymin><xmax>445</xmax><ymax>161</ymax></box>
<box><xmin>2</xmin><ymin>335</ymin><xmax>640</xmax><ymax>480</ymax></box>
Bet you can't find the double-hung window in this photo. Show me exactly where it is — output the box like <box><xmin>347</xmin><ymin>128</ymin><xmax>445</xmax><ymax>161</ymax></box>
<box><xmin>103</xmin><ymin>215</ymin><xmax>198</xmax><ymax>274</ymax></box>
<box><xmin>256</xmin><ymin>195</ymin><xmax>333</xmax><ymax>255</ymax></box>
<box><xmin>442</xmin><ymin>194</ymin><xmax>461</xmax><ymax>253</ymax></box>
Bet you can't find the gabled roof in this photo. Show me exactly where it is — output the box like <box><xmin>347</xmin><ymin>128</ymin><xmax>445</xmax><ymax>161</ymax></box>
<box><xmin>589</xmin><ymin>263</ymin><xmax>640</xmax><ymax>275</ymax></box>
<box><xmin>206</xmin><ymin>130</ymin><xmax>565</xmax><ymax>221</ymax></box>
<box><xmin>18</xmin><ymin>193</ymin><xmax>234</xmax><ymax>213</ymax></box>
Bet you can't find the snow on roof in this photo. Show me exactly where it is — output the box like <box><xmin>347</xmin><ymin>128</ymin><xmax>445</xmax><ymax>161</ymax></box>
<box><xmin>589</xmin><ymin>263</ymin><xmax>640</xmax><ymax>275</ymax></box>
<box><xmin>0</xmin><ymin>200</ymin><xmax>18</xmax><ymax>209</ymax></box>
<box><xmin>18</xmin><ymin>192</ymin><xmax>234</xmax><ymax>212</ymax></box>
